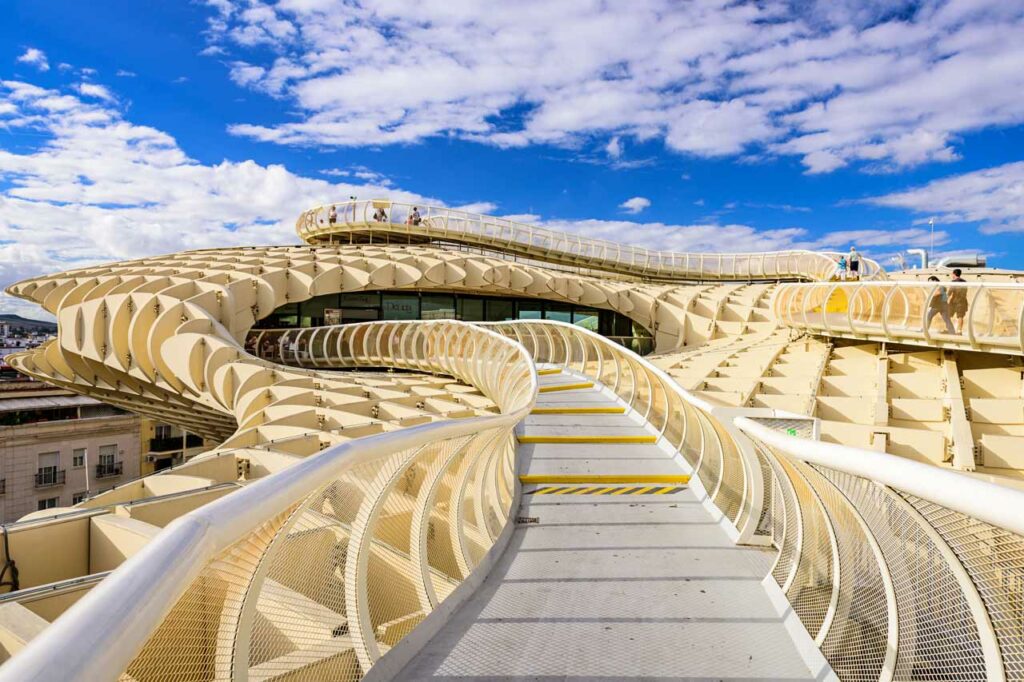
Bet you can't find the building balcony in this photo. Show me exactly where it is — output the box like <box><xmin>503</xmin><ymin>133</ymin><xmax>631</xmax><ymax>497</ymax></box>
<box><xmin>35</xmin><ymin>469</ymin><xmax>66</xmax><ymax>488</ymax></box>
<box><xmin>96</xmin><ymin>462</ymin><xmax>123</xmax><ymax>479</ymax></box>
<box><xmin>149</xmin><ymin>434</ymin><xmax>203</xmax><ymax>452</ymax></box>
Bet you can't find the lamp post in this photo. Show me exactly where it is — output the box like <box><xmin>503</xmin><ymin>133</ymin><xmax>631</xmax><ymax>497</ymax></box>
<box><xmin>929</xmin><ymin>217</ymin><xmax>935</xmax><ymax>268</ymax></box>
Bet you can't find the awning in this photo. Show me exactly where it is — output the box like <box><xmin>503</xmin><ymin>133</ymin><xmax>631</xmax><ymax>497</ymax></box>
<box><xmin>0</xmin><ymin>395</ymin><xmax>102</xmax><ymax>413</ymax></box>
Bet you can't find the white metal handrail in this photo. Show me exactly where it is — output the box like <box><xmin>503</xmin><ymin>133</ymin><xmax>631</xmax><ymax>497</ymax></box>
<box><xmin>0</xmin><ymin>321</ymin><xmax>537</xmax><ymax>682</ymax></box>
<box><xmin>296</xmin><ymin>200</ymin><xmax>886</xmax><ymax>283</ymax></box>
<box><xmin>774</xmin><ymin>280</ymin><xmax>1024</xmax><ymax>355</ymax></box>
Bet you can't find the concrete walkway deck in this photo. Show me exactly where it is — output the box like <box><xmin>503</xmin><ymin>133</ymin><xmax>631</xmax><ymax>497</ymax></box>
<box><xmin>399</xmin><ymin>371</ymin><xmax>817</xmax><ymax>681</ymax></box>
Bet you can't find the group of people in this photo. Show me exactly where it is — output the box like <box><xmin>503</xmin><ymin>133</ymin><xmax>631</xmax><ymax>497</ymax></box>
<box><xmin>324</xmin><ymin>204</ymin><xmax>411</xmax><ymax>224</ymax></box>
<box><xmin>833</xmin><ymin>247</ymin><xmax>861</xmax><ymax>280</ymax></box>
<box><xmin>927</xmin><ymin>269</ymin><xmax>969</xmax><ymax>335</ymax></box>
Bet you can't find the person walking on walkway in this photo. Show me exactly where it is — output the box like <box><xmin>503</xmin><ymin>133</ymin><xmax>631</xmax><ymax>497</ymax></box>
<box><xmin>949</xmin><ymin>268</ymin><xmax>968</xmax><ymax>334</ymax></box>
<box><xmin>328</xmin><ymin>205</ymin><xmax>337</xmax><ymax>225</ymax></box>
<box><xmin>848</xmin><ymin>247</ymin><xmax>860</xmax><ymax>279</ymax></box>
<box><xmin>926</xmin><ymin>275</ymin><xmax>955</xmax><ymax>334</ymax></box>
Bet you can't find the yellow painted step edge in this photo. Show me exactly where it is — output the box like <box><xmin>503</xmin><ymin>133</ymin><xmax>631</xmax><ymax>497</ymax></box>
<box><xmin>530</xmin><ymin>406</ymin><xmax>626</xmax><ymax>415</ymax></box>
<box><xmin>517</xmin><ymin>435</ymin><xmax>657</xmax><ymax>444</ymax></box>
<box><xmin>537</xmin><ymin>368</ymin><xmax>562</xmax><ymax>376</ymax></box>
<box><xmin>538</xmin><ymin>382</ymin><xmax>594</xmax><ymax>393</ymax></box>
<box><xmin>519</xmin><ymin>474</ymin><xmax>690</xmax><ymax>484</ymax></box>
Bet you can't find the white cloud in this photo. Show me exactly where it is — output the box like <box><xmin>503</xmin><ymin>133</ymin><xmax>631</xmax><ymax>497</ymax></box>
<box><xmin>619</xmin><ymin>197</ymin><xmax>651</xmax><ymax>214</ymax></box>
<box><xmin>116</xmin><ymin>69</ymin><xmax>137</xmax><ymax>78</ymax></box>
<box><xmin>16</xmin><ymin>48</ymin><xmax>49</xmax><ymax>72</ymax></box>
<box><xmin>0</xmin><ymin>79</ymin><xmax>432</xmax><ymax>315</ymax></box>
<box><xmin>865</xmin><ymin>161</ymin><xmax>1024</xmax><ymax>233</ymax></box>
<box><xmin>76</xmin><ymin>83</ymin><xmax>117</xmax><ymax>103</ymax></box>
<box><xmin>202</xmin><ymin>0</ymin><xmax>1024</xmax><ymax>173</ymax></box>
<box><xmin>0</xmin><ymin>75</ymin><xmax>967</xmax><ymax>318</ymax></box>
<box><xmin>453</xmin><ymin>202</ymin><xmax>498</xmax><ymax>215</ymax></box>
<box><xmin>605</xmin><ymin>136</ymin><xmax>622</xmax><ymax>159</ymax></box>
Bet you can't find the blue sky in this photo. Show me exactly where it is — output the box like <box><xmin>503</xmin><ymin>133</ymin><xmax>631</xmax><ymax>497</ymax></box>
<box><xmin>2</xmin><ymin>0</ymin><xmax>1024</xmax><ymax>317</ymax></box>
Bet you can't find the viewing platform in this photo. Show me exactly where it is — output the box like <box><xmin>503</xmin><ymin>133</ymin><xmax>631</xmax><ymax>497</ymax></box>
<box><xmin>297</xmin><ymin>200</ymin><xmax>886</xmax><ymax>283</ymax></box>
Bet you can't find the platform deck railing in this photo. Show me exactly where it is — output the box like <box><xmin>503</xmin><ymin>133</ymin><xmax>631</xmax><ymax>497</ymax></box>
<box><xmin>775</xmin><ymin>280</ymin><xmax>1024</xmax><ymax>355</ymax></box>
<box><xmin>297</xmin><ymin>200</ymin><xmax>885</xmax><ymax>283</ymax></box>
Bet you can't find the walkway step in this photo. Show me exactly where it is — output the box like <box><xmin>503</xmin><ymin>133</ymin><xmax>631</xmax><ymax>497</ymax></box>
<box><xmin>517</xmin><ymin>434</ymin><xmax>657</xmax><ymax>444</ymax></box>
<box><xmin>519</xmin><ymin>473</ymin><xmax>690</xmax><ymax>485</ymax></box>
<box><xmin>538</xmin><ymin>381</ymin><xmax>594</xmax><ymax>393</ymax></box>
<box><xmin>530</xmin><ymin>406</ymin><xmax>625</xmax><ymax>414</ymax></box>
<box><xmin>526</xmin><ymin>485</ymin><xmax>687</xmax><ymax>495</ymax></box>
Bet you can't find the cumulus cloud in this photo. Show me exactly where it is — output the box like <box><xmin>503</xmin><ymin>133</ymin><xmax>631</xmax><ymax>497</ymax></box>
<box><xmin>0</xmin><ymin>76</ymin><xmax>956</xmax><ymax>317</ymax></box>
<box><xmin>75</xmin><ymin>82</ymin><xmax>117</xmax><ymax>102</ymax></box>
<box><xmin>202</xmin><ymin>0</ymin><xmax>1024</xmax><ymax>173</ymax></box>
<box><xmin>16</xmin><ymin>48</ymin><xmax>49</xmax><ymax>72</ymax></box>
<box><xmin>865</xmin><ymin>161</ymin><xmax>1024</xmax><ymax>234</ymax></box>
<box><xmin>0</xmin><ymin>79</ymin><xmax>432</xmax><ymax>316</ymax></box>
<box><xmin>619</xmin><ymin>197</ymin><xmax>651</xmax><ymax>214</ymax></box>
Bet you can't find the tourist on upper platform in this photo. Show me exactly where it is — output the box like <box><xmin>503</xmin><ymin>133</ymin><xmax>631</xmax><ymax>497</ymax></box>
<box><xmin>328</xmin><ymin>205</ymin><xmax>337</xmax><ymax>225</ymax></box>
<box><xmin>848</xmin><ymin>247</ymin><xmax>860</xmax><ymax>279</ymax></box>
<box><xmin>408</xmin><ymin>207</ymin><xmax>422</xmax><ymax>226</ymax></box>
<box><xmin>949</xmin><ymin>268</ymin><xmax>968</xmax><ymax>334</ymax></box>
<box><xmin>373</xmin><ymin>207</ymin><xmax>388</xmax><ymax>222</ymax></box>
<box><xmin>926</xmin><ymin>275</ymin><xmax>955</xmax><ymax>334</ymax></box>
<box><xmin>835</xmin><ymin>255</ymin><xmax>848</xmax><ymax>281</ymax></box>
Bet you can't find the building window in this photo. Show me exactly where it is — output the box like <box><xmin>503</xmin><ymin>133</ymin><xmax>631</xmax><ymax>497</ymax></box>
<box><xmin>155</xmin><ymin>424</ymin><xmax>172</xmax><ymax>440</ymax></box>
<box><xmin>36</xmin><ymin>451</ymin><xmax>65</xmax><ymax>487</ymax></box>
<box><xmin>99</xmin><ymin>444</ymin><xmax>117</xmax><ymax>466</ymax></box>
<box><xmin>72</xmin><ymin>492</ymin><xmax>87</xmax><ymax>505</ymax></box>
<box><xmin>37</xmin><ymin>497</ymin><xmax>59</xmax><ymax>511</ymax></box>
<box><xmin>73</xmin><ymin>448</ymin><xmax>86</xmax><ymax>468</ymax></box>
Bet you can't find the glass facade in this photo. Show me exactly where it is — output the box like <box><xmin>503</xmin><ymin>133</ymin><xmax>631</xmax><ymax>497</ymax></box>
<box><xmin>253</xmin><ymin>290</ymin><xmax>653</xmax><ymax>353</ymax></box>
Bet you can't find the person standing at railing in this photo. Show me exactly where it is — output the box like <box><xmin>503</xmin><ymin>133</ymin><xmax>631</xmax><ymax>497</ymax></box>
<box><xmin>373</xmin><ymin>207</ymin><xmax>388</xmax><ymax>222</ymax></box>
<box><xmin>328</xmin><ymin>205</ymin><xmax>337</xmax><ymax>225</ymax></box>
<box><xmin>926</xmin><ymin>275</ymin><xmax>955</xmax><ymax>334</ymax></box>
<box><xmin>408</xmin><ymin>206</ymin><xmax>422</xmax><ymax>226</ymax></box>
<box><xmin>835</xmin><ymin>255</ymin><xmax>848</xmax><ymax>281</ymax></box>
<box><xmin>848</xmin><ymin>247</ymin><xmax>860</xmax><ymax>280</ymax></box>
<box><xmin>949</xmin><ymin>268</ymin><xmax>968</xmax><ymax>334</ymax></box>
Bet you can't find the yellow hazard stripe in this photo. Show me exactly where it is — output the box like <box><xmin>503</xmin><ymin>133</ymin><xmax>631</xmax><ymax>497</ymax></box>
<box><xmin>537</xmin><ymin>368</ymin><xmax>562</xmax><ymax>376</ymax></box>
<box><xmin>526</xmin><ymin>485</ymin><xmax>686</xmax><ymax>495</ymax></box>
<box><xmin>530</xmin><ymin>406</ymin><xmax>626</xmax><ymax>415</ymax></box>
<box><xmin>519</xmin><ymin>473</ymin><xmax>690</xmax><ymax>484</ymax></box>
<box><xmin>517</xmin><ymin>434</ymin><xmax>657</xmax><ymax>444</ymax></box>
<box><xmin>538</xmin><ymin>382</ymin><xmax>594</xmax><ymax>393</ymax></box>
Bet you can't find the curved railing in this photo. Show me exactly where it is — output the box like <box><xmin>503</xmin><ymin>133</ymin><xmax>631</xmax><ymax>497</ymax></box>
<box><xmin>296</xmin><ymin>200</ymin><xmax>885</xmax><ymax>282</ymax></box>
<box><xmin>737</xmin><ymin>418</ymin><xmax>1024</xmax><ymax>681</ymax></box>
<box><xmin>775</xmin><ymin>280</ymin><xmax>1024</xmax><ymax>355</ymax></box>
<box><xmin>271</xmin><ymin>320</ymin><xmax>768</xmax><ymax>544</ymax></box>
<box><xmin>0</xmin><ymin>321</ymin><xmax>537</xmax><ymax>682</ymax></box>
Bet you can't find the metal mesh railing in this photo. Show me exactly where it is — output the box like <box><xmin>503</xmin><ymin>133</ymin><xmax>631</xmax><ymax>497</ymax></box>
<box><xmin>297</xmin><ymin>200</ymin><xmax>885</xmax><ymax>282</ymax></box>
<box><xmin>0</xmin><ymin>321</ymin><xmax>537</xmax><ymax>682</ymax></box>
<box><xmin>738</xmin><ymin>417</ymin><xmax>1020</xmax><ymax>681</ymax></box>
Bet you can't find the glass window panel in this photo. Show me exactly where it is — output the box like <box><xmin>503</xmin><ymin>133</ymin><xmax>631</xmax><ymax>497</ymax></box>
<box><xmin>422</xmin><ymin>294</ymin><xmax>456</xmax><ymax>320</ymax></box>
<box><xmin>457</xmin><ymin>298</ymin><xmax>484</xmax><ymax>321</ymax></box>
<box><xmin>339</xmin><ymin>292</ymin><xmax>381</xmax><ymax>308</ymax></box>
<box><xmin>518</xmin><ymin>302</ymin><xmax>543</xmax><ymax>320</ymax></box>
<box><xmin>382</xmin><ymin>294</ymin><xmax>420</xmax><ymax>320</ymax></box>
<box><xmin>484</xmin><ymin>299</ymin><xmax>515</xmax><ymax>321</ymax></box>
<box><xmin>573</xmin><ymin>309</ymin><xmax>600</xmax><ymax>330</ymax></box>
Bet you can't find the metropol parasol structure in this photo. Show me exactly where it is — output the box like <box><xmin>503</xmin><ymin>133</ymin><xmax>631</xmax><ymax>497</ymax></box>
<box><xmin>1</xmin><ymin>199</ymin><xmax>1024</xmax><ymax>680</ymax></box>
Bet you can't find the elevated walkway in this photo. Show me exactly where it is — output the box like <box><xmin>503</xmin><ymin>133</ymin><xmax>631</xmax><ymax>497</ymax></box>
<box><xmin>399</xmin><ymin>373</ymin><xmax>819</xmax><ymax>680</ymax></box>
<box><xmin>297</xmin><ymin>200</ymin><xmax>884</xmax><ymax>282</ymax></box>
